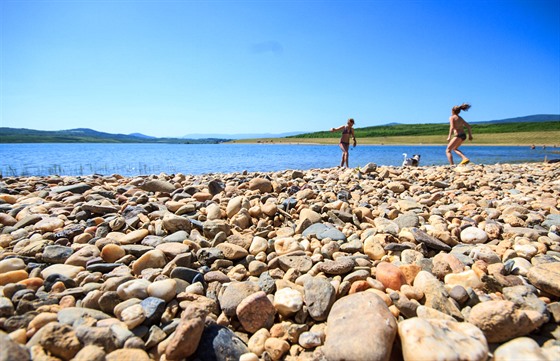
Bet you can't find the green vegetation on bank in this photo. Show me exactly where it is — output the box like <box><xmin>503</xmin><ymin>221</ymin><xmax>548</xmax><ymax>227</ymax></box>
<box><xmin>0</xmin><ymin>128</ymin><xmax>228</xmax><ymax>144</ymax></box>
<box><xmin>288</xmin><ymin>121</ymin><xmax>560</xmax><ymax>139</ymax></box>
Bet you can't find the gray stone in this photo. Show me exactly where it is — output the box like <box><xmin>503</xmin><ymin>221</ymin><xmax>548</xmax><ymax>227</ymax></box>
<box><xmin>51</xmin><ymin>183</ymin><xmax>92</xmax><ymax>194</ymax></box>
<box><xmin>317</xmin><ymin>257</ymin><xmax>355</xmax><ymax>275</ymax></box>
<box><xmin>0</xmin><ymin>331</ymin><xmax>30</xmax><ymax>361</ymax></box>
<box><xmin>42</xmin><ymin>245</ymin><xmax>74</xmax><ymax>264</ymax></box>
<box><xmin>304</xmin><ymin>277</ymin><xmax>336</xmax><ymax>321</ymax></box>
<box><xmin>302</xmin><ymin>223</ymin><xmax>330</xmax><ymax>238</ymax></box>
<box><xmin>543</xmin><ymin>214</ymin><xmax>560</xmax><ymax>229</ymax></box>
<box><xmin>277</xmin><ymin>255</ymin><xmax>313</xmax><ymax>273</ymax></box>
<box><xmin>0</xmin><ymin>297</ymin><xmax>14</xmax><ymax>318</ymax></box>
<box><xmin>192</xmin><ymin>323</ymin><xmax>249</xmax><ymax>361</ymax></box>
<box><xmin>58</xmin><ymin>307</ymin><xmax>111</xmax><ymax>326</ymax></box>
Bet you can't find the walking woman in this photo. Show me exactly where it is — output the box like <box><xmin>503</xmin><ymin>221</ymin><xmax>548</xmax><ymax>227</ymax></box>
<box><xmin>446</xmin><ymin>103</ymin><xmax>473</xmax><ymax>165</ymax></box>
<box><xmin>331</xmin><ymin>118</ymin><xmax>357</xmax><ymax>168</ymax></box>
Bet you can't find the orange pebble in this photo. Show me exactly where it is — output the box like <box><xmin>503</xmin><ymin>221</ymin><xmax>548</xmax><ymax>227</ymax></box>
<box><xmin>59</xmin><ymin>295</ymin><xmax>76</xmax><ymax>308</ymax></box>
<box><xmin>349</xmin><ymin>280</ymin><xmax>371</xmax><ymax>294</ymax></box>
<box><xmin>17</xmin><ymin>277</ymin><xmax>44</xmax><ymax>291</ymax></box>
<box><xmin>51</xmin><ymin>281</ymin><xmax>66</xmax><ymax>293</ymax></box>
<box><xmin>0</xmin><ymin>270</ymin><xmax>28</xmax><ymax>286</ymax></box>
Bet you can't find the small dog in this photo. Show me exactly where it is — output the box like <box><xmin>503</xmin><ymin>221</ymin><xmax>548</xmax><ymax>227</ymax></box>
<box><xmin>402</xmin><ymin>153</ymin><xmax>421</xmax><ymax>167</ymax></box>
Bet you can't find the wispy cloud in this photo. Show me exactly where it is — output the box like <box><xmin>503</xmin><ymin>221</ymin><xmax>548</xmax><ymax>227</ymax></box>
<box><xmin>250</xmin><ymin>41</ymin><xmax>283</xmax><ymax>55</ymax></box>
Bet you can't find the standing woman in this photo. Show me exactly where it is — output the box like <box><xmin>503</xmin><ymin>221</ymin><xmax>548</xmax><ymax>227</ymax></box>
<box><xmin>331</xmin><ymin>118</ymin><xmax>357</xmax><ymax>168</ymax></box>
<box><xmin>446</xmin><ymin>103</ymin><xmax>473</xmax><ymax>165</ymax></box>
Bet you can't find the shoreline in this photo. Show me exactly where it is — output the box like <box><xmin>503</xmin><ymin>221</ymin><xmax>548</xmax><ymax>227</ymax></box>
<box><xmin>1</xmin><ymin>163</ymin><xmax>559</xmax><ymax>360</ymax></box>
<box><xmin>229</xmin><ymin>141</ymin><xmax>560</xmax><ymax>148</ymax></box>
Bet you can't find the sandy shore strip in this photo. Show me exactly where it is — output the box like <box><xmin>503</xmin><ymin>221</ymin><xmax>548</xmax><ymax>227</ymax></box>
<box><xmin>1</xmin><ymin>162</ymin><xmax>559</xmax><ymax>360</ymax></box>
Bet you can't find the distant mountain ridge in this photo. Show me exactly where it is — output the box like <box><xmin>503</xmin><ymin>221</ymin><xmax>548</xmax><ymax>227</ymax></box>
<box><xmin>0</xmin><ymin>127</ymin><xmax>228</xmax><ymax>144</ymax></box>
<box><xmin>472</xmin><ymin>114</ymin><xmax>559</xmax><ymax>124</ymax></box>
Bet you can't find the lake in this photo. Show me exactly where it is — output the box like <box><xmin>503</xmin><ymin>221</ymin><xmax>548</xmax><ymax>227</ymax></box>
<box><xmin>0</xmin><ymin>143</ymin><xmax>556</xmax><ymax>177</ymax></box>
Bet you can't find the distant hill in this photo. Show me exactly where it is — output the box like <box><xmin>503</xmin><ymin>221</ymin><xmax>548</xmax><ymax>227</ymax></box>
<box><xmin>182</xmin><ymin>131</ymin><xmax>305</xmax><ymax>139</ymax></box>
<box><xmin>128</xmin><ymin>132</ymin><xmax>156</xmax><ymax>139</ymax></box>
<box><xmin>0</xmin><ymin>127</ymin><xmax>229</xmax><ymax>144</ymax></box>
<box><xmin>289</xmin><ymin>114</ymin><xmax>560</xmax><ymax>139</ymax></box>
<box><xmin>472</xmin><ymin>114</ymin><xmax>560</xmax><ymax>124</ymax></box>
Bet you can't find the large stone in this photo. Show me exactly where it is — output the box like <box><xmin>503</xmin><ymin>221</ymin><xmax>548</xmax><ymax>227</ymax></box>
<box><xmin>248</xmin><ymin>178</ymin><xmax>273</xmax><ymax>193</ymax></box>
<box><xmin>460</xmin><ymin>227</ymin><xmax>489</xmax><ymax>244</ymax></box>
<box><xmin>165</xmin><ymin>305</ymin><xmax>208</xmax><ymax>360</ymax></box>
<box><xmin>317</xmin><ymin>257</ymin><xmax>355</xmax><ymax>275</ymax></box>
<box><xmin>140</xmin><ymin>180</ymin><xmax>175</xmax><ymax>193</ymax></box>
<box><xmin>527</xmin><ymin>262</ymin><xmax>560</xmax><ymax>297</ymax></box>
<box><xmin>218</xmin><ymin>281</ymin><xmax>260</xmax><ymax>317</ymax></box>
<box><xmin>236</xmin><ymin>291</ymin><xmax>276</xmax><ymax>333</ymax></box>
<box><xmin>38</xmin><ymin>322</ymin><xmax>82</xmax><ymax>361</ymax></box>
<box><xmin>398</xmin><ymin>317</ymin><xmax>488</xmax><ymax>361</ymax></box>
<box><xmin>0</xmin><ymin>257</ymin><xmax>26</xmax><ymax>273</ymax></box>
<box><xmin>132</xmin><ymin>249</ymin><xmax>167</xmax><ymax>275</ymax></box>
<box><xmin>413</xmin><ymin>271</ymin><xmax>463</xmax><ymax>320</ymax></box>
<box><xmin>493</xmin><ymin>337</ymin><xmax>556</xmax><ymax>361</ymax></box>
<box><xmin>65</xmin><ymin>244</ymin><xmax>100</xmax><ymax>267</ymax></box>
<box><xmin>0</xmin><ymin>331</ymin><xmax>30</xmax><ymax>361</ymax></box>
<box><xmin>41</xmin><ymin>264</ymin><xmax>84</xmax><ymax>280</ymax></box>
<box><xmin>468</xmin><ymin>300</ymin><xmax>545</xmax><ymax>343</ymax></box>
<box><xmin>323</xmin><ymin>292</ymin><xmax>397</xmax><ymax>361</ymax></box>
<box><xmin>303</xmin><ymin>277</ymin><xmax>336</xmax><ymax>321</ymax></box>
<box><xmin>106</xmin><ymin>349</ymin><xmax>151</xmax><ymax>361</ymax></box>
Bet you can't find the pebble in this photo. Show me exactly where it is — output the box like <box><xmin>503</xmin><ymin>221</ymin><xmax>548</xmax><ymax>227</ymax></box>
<box><xmin>376</xmin><ymin>261</ymin><xmax>407</xmax><ymax>290</ymax></box>
<box><xmin>273</xmin><ymin>287</ymin><xmax>304</xmax><ymax>317</ymax></box>
<box><xmin>0</xmin><ymin>163</ymin><xmax>558</xmax><ymax>360</ymax></box>
<box><xmin>0</xmin><ymin>257</ymin><xmax>26</xmax><ymax>273</ymax></box>
<box><xmin>147</xmin><ymin>279</ymin><xmax>177</xmax><ymax>302</ymax></box>
<box><xmin>236</xmin><ymin>291</ymin><xmax>276</xmax><ymax>333</ymax></box>
<box><xmin>0</xmin><ymin>269</ymin><xmax>28</xmax><ymax>286</ymax></box>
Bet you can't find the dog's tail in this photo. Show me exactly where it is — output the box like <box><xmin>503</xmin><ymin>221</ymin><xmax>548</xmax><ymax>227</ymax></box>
<box><xmin>402</xmin><ymin>153</ymin><xmax>407</xmax><ymax>159</ymax></box>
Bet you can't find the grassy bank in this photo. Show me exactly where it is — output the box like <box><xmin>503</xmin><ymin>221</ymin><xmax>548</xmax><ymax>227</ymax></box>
<box><xmin>231</xmin><ymin>130</ymin><xmax>560</xmax><ymax>146</ymax></box>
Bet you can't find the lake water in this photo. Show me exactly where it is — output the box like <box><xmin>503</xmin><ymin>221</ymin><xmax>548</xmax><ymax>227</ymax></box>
<box><xmin>0</xmin><ymin>143</ymin><xmax>556</xmax><ymax>177</ymax></box>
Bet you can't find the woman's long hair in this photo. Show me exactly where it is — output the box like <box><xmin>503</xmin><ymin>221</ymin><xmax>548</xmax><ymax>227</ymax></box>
<box><xmin>452</xmin><ymin>103</ymin><xmax>471</xmax><ymax>114</ymax></box>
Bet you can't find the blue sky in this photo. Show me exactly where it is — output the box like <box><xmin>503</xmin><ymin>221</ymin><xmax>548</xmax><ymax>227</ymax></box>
<box><xmin>2</xmin><ymin>0</ymin><xmax>559</xmax><ymax>137</ymax></box>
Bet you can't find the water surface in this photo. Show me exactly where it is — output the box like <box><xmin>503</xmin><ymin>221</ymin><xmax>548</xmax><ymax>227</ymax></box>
<box><xmin>0</xmin><ymin>143</ymin><xmax>555</xmax><ymax>177</ymax></box>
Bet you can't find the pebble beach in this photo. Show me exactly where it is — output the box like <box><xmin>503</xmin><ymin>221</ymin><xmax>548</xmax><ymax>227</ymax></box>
<box><xmin>0</xmin><ymin>162</ymin><xmax>559</xmax><ymax>361</ymax></box>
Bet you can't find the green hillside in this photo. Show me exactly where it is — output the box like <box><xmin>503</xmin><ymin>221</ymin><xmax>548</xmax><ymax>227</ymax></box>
<box><xmin>289</xmin><ymin>121</ymin><xmax>560</xmax><ymax>139</ymax></box>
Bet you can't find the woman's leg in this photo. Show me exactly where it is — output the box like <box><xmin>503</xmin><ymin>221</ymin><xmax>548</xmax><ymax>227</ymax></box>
<box><xmin>446</xmin><ymin>138</ymin><xmax>463</xmax><ymax>165</ymax></box>
<box><xmin>339</xmin><ymin>143</ymin><xmax>349</xmax><ymax>167</ymax></box>
<box><xmin>453</xmin><ymin>147</ymin><xmax>469</xmax><ymax>163</ymax></box>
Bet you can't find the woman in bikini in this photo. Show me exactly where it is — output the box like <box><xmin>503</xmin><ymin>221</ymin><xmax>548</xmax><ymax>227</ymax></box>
<box><xmin>331</xmin><ymin>118</ymin><xmax>357</xmax><ymax>168</ymax></box>
<box><xmin>446</xmin><ymin>103</ymin><xmax>473</xmax><ymax>165</ymax></box>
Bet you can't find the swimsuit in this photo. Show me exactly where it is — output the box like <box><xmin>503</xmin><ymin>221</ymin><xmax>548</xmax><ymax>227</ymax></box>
<box><xmin>456</xmin><ymin>133</ymin><xmax>467</xmax><ymax>141</ymax></box>
<box><xmin>340</xmin><ymin>126</ymin><xmax>352</xmax><ymax>145</ymax></box>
